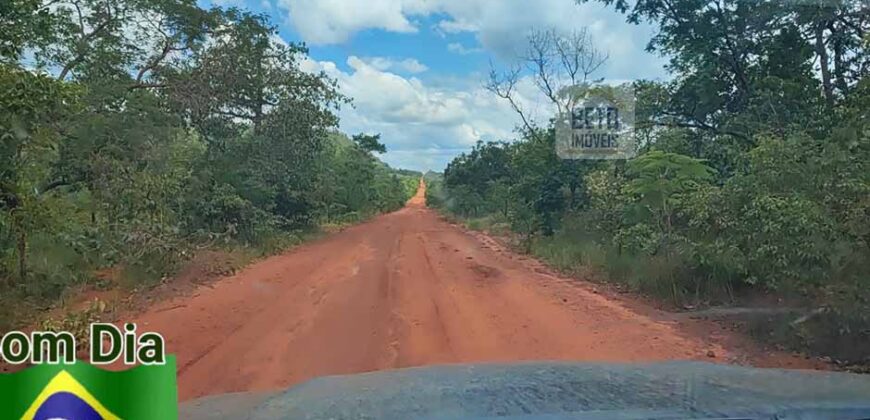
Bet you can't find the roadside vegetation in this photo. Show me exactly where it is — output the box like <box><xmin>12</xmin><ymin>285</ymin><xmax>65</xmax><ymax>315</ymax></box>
<box><xmin>0</xmin><ymin>2</ymin><xmax>418</xmax><ymax>330</ymax></box>
<box><xmin>430</xmin><ymin>1</ymin><xmax>869</xmax><ymax>365</ymax></box>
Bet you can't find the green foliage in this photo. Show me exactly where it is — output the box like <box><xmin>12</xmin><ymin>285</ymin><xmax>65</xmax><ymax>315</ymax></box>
<box><xmin>0</xmin><ymin>2</ymin><xmax>417</xmax><ymax>328</ymax></box>
<box><xmin>0</xmin><ymin>0</ymin><xmax>55</xmax><ymax>62</ymax></box>
<box><xmin>440</xmin><ymin>0</ymin><xmax>869</xmax><ymax>362</ymax></box>
<box><xmin>41</xmin><ymin>299</ymin><xmax>108</xmax><ymax>351</ymax></box>
<box><xmin>624</xmin><ymin>151</ymin><xmax>714</xmax><ymax>235</ymax></box>
<box><xmin>310</xmin><ymin>132</ymin><xmax>418</xmax><ymax>223</ymax></box>
<box><xmin>352</xmin><ymin>133</ymin><xmax>387</xmax><ymax>154</ymax></box>
<box><xmin>583</xmin><ymin>168</ymin><xmax>625</xmax><ymax>236</ymax></box>
<box><xmin>442</xmin><ymin>135</ymin><xmax>590</xmax><ymax>242</ymax></box>
<box><xmin>423</xmin><ymin>172</ymin><xmax>447</xmax><ymax>208</ymax></box>
<box><xmin>0</xmin><ymin>64</ymin><xmax>80</xmax><ymax>285</ymax></box>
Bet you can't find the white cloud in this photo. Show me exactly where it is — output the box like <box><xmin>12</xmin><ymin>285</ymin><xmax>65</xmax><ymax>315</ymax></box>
<box><xmin>211</xmin><ymin>0</ymin><xmax>246</xmax><ymax>6</ymax></box>
<box><xmin>280</xmin><ymin>0</ymin><xmax>670</xmax><ymax>170</ymax></box>
<box><xmin>277</xmin><ymin>0</ymin><xmax>419</xmax><ymax>44</ymax></box>
<box><xmin>360</xmin><ymin>57</ymin><xmax>429</xmax><ymax>73</ymax></box>
<box><xmin>270</xmin><ymin>34</ymin><xmax>289</xmax><ymax>48</ymax></box>
<box><xmin>436</xmin><ymin>19</ymin><xmax>479</xmax><ymax>34</ymax></box>
<box><xmin>278</xmin><ymin>0</ymin><xmax>667</xmax><ymax>81</ymax></box>
<box><xmin>447</xmin><ymin>42</ymin><xmax>482</xmax><ymax>55</ymax></box>
<box><xmin>301</xmin><ymin>56</ymin><xmax>558</xmax><ymax>171</ymax></box>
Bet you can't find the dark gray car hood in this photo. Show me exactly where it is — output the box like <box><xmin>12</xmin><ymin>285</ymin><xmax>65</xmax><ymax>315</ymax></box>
<box><xmin>180</xmin><ymin>361</ymin><xmax>870</xmax><ymax>419</ymax></box>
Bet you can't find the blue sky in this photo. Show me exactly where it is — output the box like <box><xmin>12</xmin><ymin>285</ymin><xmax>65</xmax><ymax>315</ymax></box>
<box><xmin>200</xmin><ymin>0</ymin><xmax>670</xmax><ymax>171</ymax></box>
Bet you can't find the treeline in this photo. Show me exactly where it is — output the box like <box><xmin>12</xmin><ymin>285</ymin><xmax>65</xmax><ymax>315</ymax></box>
<box><xmin>434</xmin><ymin>0</ymin><xmax>869</xmax><ymax>362</ymax></box>
<box><xmin>0</xmin><ymin>0</ymin><xmax>417</xmax><ymax>321</ymax></box>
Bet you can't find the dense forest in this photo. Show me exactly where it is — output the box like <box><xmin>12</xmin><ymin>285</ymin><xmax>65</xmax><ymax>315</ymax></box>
<box><xmin>430</xmin><ymin>0</ymin><xmax>869</xmax><ymax>363</ymax></box>
<box><xmin>0</xmin><ymin>0</ymin><xmax>418</xmax><ymax>328</ymax></box>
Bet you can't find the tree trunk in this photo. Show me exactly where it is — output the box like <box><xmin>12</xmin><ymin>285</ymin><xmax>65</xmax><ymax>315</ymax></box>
<box><xmin>17</xmin><ymin>229</ymin><xmax>26</xmax><ymax>282</ymax></box>
<box><xmin>815</xmin><ymin>22</ymin><xmax>835</xmax><ymax>107</ymax></box>
<box><xmin>830</xmin><ymin>22</ymin><xmax>849</xmax><ymax>96</ymax></box>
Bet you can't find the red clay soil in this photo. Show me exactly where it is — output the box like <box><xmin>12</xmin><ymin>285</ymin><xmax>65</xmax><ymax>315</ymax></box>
<box><xmin>125</xmin><ymin>181</ymin><xmax>815</xmax><ymax>402</ymax></box>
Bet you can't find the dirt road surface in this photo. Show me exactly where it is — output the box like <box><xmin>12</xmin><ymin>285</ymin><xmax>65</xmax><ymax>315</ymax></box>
<box><xmin>135</xmin><ymin>181</ymin><xmax>732</xmax><ymax>402</ymax></box>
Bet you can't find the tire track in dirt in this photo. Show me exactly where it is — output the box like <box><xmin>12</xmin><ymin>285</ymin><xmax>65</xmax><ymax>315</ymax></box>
<box><xmin>128</xmin><ymin>181</ymin><xmax>745</xmax><ymax>401</ymax></box>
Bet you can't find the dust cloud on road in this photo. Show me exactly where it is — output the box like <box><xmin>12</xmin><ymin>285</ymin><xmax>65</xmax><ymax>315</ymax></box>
<box><xmin>134</xmin><ymin>181</ymin><xmax>725</xmax><ymax>401</ymax></box>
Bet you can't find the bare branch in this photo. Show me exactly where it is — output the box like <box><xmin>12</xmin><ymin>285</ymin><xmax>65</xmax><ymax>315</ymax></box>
<box><xmin>135</xmin><ymin>41</ymin><xmax>173</xmax><ymax>82</ymax></box>
<box><xmin>486</xmin><ymin>61</ymin><xmax>541</xmax><ymax>141</ymax></box>
<box><xmin>554</xmin><ymin>28</ymin><xmax>604</xmax><ymax>85</ymax></box>
<box><xmin>58</xmin><ymin>17</ymin><xmax>114</xmax><ymax>80</ymax></box>
<box><xmin>486</xmin><ymin>26</ymin><xmax>610</xmax><ymax>142</ymax></box>
<box><xmin>524</xmin><ymin>29</ymin><xmax>562</xmax><ymax>113</ymax></box>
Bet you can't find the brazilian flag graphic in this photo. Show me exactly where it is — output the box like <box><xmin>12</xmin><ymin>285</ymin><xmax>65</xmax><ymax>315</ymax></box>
<box><xmin>0</xmin><ymin>357</ymin><xmax>177</xmax><ymax>419</ymax></box>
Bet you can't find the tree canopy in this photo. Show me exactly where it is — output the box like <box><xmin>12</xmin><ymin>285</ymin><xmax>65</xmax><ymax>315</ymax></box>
<box><xmin>0</xmin><ymin>0</ymin><xmax>418</xmax><ymax>326</ymax></box>
<box><xmin>436</xmin><ymin>0</ymin><xmax>869</xmax><ymax>363</ymax></box>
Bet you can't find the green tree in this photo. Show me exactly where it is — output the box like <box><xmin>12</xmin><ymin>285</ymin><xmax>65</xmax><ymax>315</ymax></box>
<box><xmin>352</xmin><ymin>133</ymin><xmax>387</xmax><ymax>154</ymax></box>
<box><xmin>0</xmin><ymin>0</ymin><xmax>416</xmax><ymax>319</ymax></box>
<box><xmin>625</xmin><ymin>151</ymin><xmax>714</xmax><ymax>237</ymax></box>
<box><xmin>0</xmin><ymin>65</ymin><xmax>79</xmax><ymax>282</ymax></box>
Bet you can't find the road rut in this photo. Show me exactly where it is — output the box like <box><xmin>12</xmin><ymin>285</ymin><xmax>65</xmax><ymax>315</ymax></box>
<box><xmin>133</xmin><ymin>182</ymin><xmax>726</xmax><ymax>401</ymax></box>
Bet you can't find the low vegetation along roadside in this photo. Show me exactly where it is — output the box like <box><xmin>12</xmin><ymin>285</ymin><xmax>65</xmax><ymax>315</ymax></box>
<box><xmin>0</xmin><ymin>4</ymin><xmax>419</xmax><ymax>331</ymax></box>
<box><xmin>425</xmin><ymin>0</ymin><xmax>869</xmax><ymax>368</ymax></box>
<box><xmin>427</xmin><ymin>129</ymin><xmax>869</xmax><ymax>369</ymax></box>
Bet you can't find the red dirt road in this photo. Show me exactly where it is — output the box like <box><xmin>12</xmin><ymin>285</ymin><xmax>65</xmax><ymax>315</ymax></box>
<box><xmin>135</xmin><ymin>181</ymin><xmax>729</xmax><ymax>402</ymax></box>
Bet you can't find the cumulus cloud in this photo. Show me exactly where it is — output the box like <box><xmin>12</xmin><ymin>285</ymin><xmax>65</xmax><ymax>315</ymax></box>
<box><xmin>301</xmin><ymin>56</ymin><xmax>557</xmax><ymax>171</ymax></box>
<box><xmin>278</xmin><ymin>0</ymin><xmax>419</xmax><ymax>44</ymax></box>
<box><xmin>211</xmin><ymin>0</ymin><xmax>246</xmax><ymax>6</ymax></box>
<box><xmin>278</xmin><ymin>0</ymin><xmax>667</xmax><ymax>80</ymax></box>
<box><xmin>447</xmin><ymin>42</ymin><xmax>482</xmax><ymax>55</ymax></box>
<box><xmin>436</xmin><ymin>19</ymin><xmax>479</xmax><ymax>34</ymax></box>
<box><xmin>360</xmin><ymin>57</ymin><xmax>429</xmax><ymax>73</ymax></box>
<box><xmin>281</xmin><ymin>0</ymin><xmax>669</xmax><ymax>169</ymax></box>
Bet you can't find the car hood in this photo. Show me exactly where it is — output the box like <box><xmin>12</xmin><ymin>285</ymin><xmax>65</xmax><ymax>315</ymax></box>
<box><xmin>180</xmin><ymin>361</ymin><xmax>870</xmax><ymax>419</ymax></box>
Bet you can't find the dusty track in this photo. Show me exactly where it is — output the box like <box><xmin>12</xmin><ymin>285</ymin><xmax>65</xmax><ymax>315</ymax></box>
<box><xmin>135</xmin><ymin>181</ymin><xmax>730</xmax><ymax>402</ymax></box>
